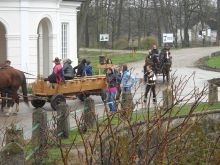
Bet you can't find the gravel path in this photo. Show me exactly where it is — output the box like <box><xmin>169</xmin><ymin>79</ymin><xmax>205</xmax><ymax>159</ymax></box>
<box><xmin>129</xmin><ymin>47</ymin><xmax>220</xmax><ymax>75</ymax></box>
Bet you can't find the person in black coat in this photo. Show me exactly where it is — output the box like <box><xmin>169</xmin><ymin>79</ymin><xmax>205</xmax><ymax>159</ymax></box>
<box><xmin>150</xmin><ymin>44</ymin><xmax>159</xmax><ymax>55</ymax></box>
<box><xmin>63</xmin><ymin>58</ymin><xmax>74</xmax><ymax>80</ymax></box>
<box><xmin>73</xmin><ymin>59</ymin><xmax>87</xmax><ymax>77</ymax></box>
<box><xmin>144</xmin><ymin>65</ymin><xmax>157</xmax><ymax>103</ymax></box>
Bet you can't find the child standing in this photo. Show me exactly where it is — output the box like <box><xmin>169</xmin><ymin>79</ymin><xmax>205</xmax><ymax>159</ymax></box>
<box><xmin>144</xmin><ymin>65</ymin><xmax>157</xmax><ymax>103</ymax></box>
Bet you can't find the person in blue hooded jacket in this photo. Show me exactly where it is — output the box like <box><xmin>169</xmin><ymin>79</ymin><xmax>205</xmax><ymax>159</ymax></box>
<box><xmin>83</xmin><ymin>60</ymin><xmax>93</xmax><ymax>76</ymax></box>
<box><xmin>120</xmin><ymin>64</ymin><xmax>136</xmax><ymax>93</ymax></box>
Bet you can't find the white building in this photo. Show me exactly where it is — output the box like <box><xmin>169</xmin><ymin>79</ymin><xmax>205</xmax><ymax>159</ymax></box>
<box><xmin>0</xmin><ymin>0</ymin><xmax>82</xmax><ymax>77</ymax></box>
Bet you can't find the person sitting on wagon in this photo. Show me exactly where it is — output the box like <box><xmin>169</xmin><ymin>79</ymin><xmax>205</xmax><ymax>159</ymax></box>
<box><xmin>0</xmin><ymin>60</ymin><xmax>11</xmax><ymax>69</ymax></box>
<box><xmin>44</xmin><ymin>57</ymin><xmax>65</xmax><ymax>83</ymax></box>
<box><xmin>83</xmin><ymin>60</ymin><xmax>93</xmax><ymax>76</ymax></box>
<box><xmin>4</xmin><ymin>60</ymin><xmax>11</xmax><ymax>67</ymax></box>
<box><xmin>63</xmin><ymin>58</ymin><xmax>74</xmax><ymax>80</ymax></box>
<box><xmin>73</xmin><ymin>59</ymin><xmax>87</xmax><ymax>77</ymax></box>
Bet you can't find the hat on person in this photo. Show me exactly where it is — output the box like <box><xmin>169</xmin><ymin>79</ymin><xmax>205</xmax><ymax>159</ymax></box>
<box><xmin>53</xmin><ymin>57</ymin><xmax>61</xmax><ymax>63</ymax></box>
<box><xmin>63</xmin><ymin>58</ymin><xmax>72</xmax><ymax>64</ymax></box>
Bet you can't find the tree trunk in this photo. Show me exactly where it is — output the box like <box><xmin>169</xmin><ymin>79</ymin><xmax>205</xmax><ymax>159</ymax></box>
<box><xmin>116</xmin><ymin>0</ymin><xmax>123</xmax><ymax>40</ymax></box>
<box><xmin>77</xmin><ymin>0</ymin><xmax>92</xmax><ymax>54</ymax></box>
<box><xmin>183</xmin><ymin>26</ymin><xmax>190</xmax><ymax>47</ymax></box>
<box><xmin>217</xmin><ymin>0</ymin><xmax>220</xmax><ymax>45</ymax></box>
<box><xmin>153</xmin><ymin>0</ymin><xmax>162</xmax><ymax>46</ymax></box>
<box><xmin>112</xmin><ymin>0</ymin><xmax>118</xmax><ymax>48</ymax></box>
<box><xmin>85</xmin><ymin>15</ymin><xmax>90</xmax><ymax>47</ymax></box>
<box><xmin>183</xmin><ymin>2</ymin><xmax>190</xmax><ymax>47</ymax></box>
<box><xmin>94</xmin><ymin>0</ymin><xmax>100</xmax><ymax>48</ymax></box>
<box><xmin>159</xmin><ymin>0</ymin><xmax>168</xmax><ymax>32</ymax></box>
<box><xmin>127</xmin><ymin>7</ymin><xmax>131</xmax><ymax>42</ymax></box>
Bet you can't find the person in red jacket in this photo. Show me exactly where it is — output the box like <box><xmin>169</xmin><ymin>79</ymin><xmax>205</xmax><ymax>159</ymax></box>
<box><xmin>45</xmin><ymin>57</ymin><xmax>64</xmax><ymax>83</ymax></box>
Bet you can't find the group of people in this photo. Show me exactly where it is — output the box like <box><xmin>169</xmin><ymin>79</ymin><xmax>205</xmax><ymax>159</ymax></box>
<box><xmin>45</xmin><ymin>44</ymin><xmax>170</xmax><ymax>112</ymax></box>
<box><xmin>106</xmin><ymin>64</ymin><xmax>136</xmax><ymax>112</ymax></box>
<box><xmin>45</xmin><ymin>57</ymin><xmax>93</xmax><ymax>83</ymax></box>
<box><xmin>47</xmin><ymin>45</ymin><xmax>169</xmax><ymax>111</ymax></box>
<box><xmin>149</xmin><ymin>44</ymin><xmax>171</xmax><ymax>58</ymax></box>
<box><xmin>143</xmin><ymin>44</ymin><xmax>172</xmax><ymax>103</ymax></box>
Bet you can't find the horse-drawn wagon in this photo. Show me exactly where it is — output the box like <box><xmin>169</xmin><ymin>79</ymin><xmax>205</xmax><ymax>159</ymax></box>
<box><xmin>145</xmin><ymin>49</ymin><xmax>172</xmax><ymax>83</ymax></box>
<box><xmin>30</xmin><ymin>75</ymin><xmax>107</xmax><ymax>110</ymax></box>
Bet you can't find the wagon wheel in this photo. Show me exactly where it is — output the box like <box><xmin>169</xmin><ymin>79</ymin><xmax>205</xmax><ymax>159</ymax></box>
<box><xmin>77</xmin><ymin>93</ymin><xmax>90</xmax><ymax>102</ymax></box>
<box><xmin>50</xmin><ymin>94</ymin><xmax>66</xmax><ymax>110</ymax></box>
<box><xmin>31</xmin><ymin>95</ymin><xmax>46</xmax><ymax>108</ymax></box>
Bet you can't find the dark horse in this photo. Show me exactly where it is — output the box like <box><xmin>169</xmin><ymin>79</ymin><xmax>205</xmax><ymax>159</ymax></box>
<box><xmin>160</xmin><ymin>50</ymin><xmax>172</xmax><ymax>83</ymax></box>
<box><xmin>0</xmin><ymin>66</ymin><xmax>29</xmax><ymax>113</ymax></box>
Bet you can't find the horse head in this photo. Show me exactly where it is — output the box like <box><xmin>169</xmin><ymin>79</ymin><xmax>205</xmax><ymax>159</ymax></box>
<box><xmin>162</xmin><ymin>50</ymin><xmax>171</xmax><ymax>63</ymax></box>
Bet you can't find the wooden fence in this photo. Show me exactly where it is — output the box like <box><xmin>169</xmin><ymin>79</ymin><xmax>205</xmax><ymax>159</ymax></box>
<box><xmin>0</xmin><ymin>96</ymin><xmax>97</xmax><ymax>165</ymax></box>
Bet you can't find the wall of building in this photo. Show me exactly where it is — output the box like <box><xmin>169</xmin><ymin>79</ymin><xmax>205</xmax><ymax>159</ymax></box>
<box><xmin>0</xmin><ymin>0</ymin><xmax>81</xmax><ymax>77</ymax></box>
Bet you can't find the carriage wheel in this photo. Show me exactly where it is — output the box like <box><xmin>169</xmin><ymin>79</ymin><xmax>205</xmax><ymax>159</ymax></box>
<box><xmin>31</xmin><ymin>99</ymin><xmax>46</xmax><ymax>108</ymax></box>
<box><xmin>50</xmin><ymin>94</ymin><xmax>66</xmax><ymax>110</ymax></box>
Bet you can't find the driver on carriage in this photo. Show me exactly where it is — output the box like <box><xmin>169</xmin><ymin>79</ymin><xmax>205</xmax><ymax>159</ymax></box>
<box><xmin>0</xmin><ymin>60</ymin><xmax>12</xmax><ymax>69</ymax></box>
<box><xmin>4</xmin><ymin>60</ymin><xmax>11</xmax><ymax>67</ymax></box>
<box><xmin>148</xmin><ymin>44</ymin><xmax>159</xmax><ymax>59</ymax></box>
<box><xmin>147</xmin><ymin>44</ymin><xmax>160</xmax><ymax>73</ymax></box>
<box><xmin>151</xmin><ymin>44</ymin><xmax>159</xmax><ymax>55</ymax></box>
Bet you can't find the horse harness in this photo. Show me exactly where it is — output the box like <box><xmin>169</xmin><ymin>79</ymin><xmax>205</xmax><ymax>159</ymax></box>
<box><xmin>0</xmin><ymin>65</ymin><xmax>12</xmax><ymax>70</ymax></box>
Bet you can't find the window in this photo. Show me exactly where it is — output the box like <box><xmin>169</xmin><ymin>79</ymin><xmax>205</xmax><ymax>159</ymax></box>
<box><xmin>61</xmin><ymin>23</ymin><xmax>68</xmax><ymax>59</ymax></box>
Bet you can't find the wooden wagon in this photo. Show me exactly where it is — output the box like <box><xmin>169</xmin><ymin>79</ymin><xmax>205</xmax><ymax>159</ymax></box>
<box><xmin>30</xmin><ymin>75</ymin><xmax>107</xmax><ymax>110</ymax></box>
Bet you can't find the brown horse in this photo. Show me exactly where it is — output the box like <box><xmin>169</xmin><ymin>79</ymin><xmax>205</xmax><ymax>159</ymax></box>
<box><xmin>0</xmin><ymin>66</ymin><xmax>29</xmax><ymax>113</ymax></box>
<box><xmin>161</xmin><ymin>50</ymin><xmax>172</xmax><ymax>83</ymax></box>
<box><xmin>162</xmin><ymin>62</ymin><xmax>171</xmax><ymax>83</ymax></box>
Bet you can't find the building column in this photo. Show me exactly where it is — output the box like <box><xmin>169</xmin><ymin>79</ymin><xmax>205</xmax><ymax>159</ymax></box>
<box><xmin>68</xmin><ymin>11</ymin><xmax>78</xmax><ymax>67</ymax></box>
<box><xmin>6</xmin><ymin>34</ymin><xmax>21</xmax><ymax>69</ymax></box>
<box><xmin>20</xmin><ymin>3</ymin><xmax>29</xmax><ymax>72</ymax></box>
<box><xmin>29</xmin><ymin>35</ymin><xmax>38</xmax><ymax>78</ymax></box>
<box><xmin>50</xmin><ymin>33</ymin><xmax>56</xmax><ymax>74</ymax></box>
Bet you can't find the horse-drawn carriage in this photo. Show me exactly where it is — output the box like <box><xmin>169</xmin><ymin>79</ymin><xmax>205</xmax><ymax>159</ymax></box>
<box><xmin>30</xmin><ymin>75</ymin><xmax>107</xmax><ymax>110</ymax></box>
<box><xmin>145</xmin><ymin>48</ymin><xmax>172</xmax><ymax>82</ymax></box>
<box><xmin>0</xmin><ymin>58</ymin><xmax>112</xmax><ymax>111</ymax></box>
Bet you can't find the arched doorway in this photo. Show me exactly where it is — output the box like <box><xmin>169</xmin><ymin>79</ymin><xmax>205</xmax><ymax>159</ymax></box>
<box><xmin>0</xmin><ymin>22</ymin><xmax>7</xmax><ymax>63</ymax></box>
<box><xmin>37</xmin><ymin>18</ymin><xmax>52</xmax><ymax>77</ymax></box>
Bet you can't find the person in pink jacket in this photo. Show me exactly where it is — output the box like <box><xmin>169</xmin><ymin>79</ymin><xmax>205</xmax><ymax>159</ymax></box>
<box><xmin>45</xmin><ymin>57</ymin><xmax>64</xmax><ymax>83</ymax></box>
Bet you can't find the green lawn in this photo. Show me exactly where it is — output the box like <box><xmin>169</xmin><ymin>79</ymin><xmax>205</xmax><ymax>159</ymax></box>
<box><xmin>79</xmin><ymin>50</ymin><xmax>146</xmax><ymax>74</ymax></box>
<box><xmin>207</xmin><ymin>55</ymin><xmax>220</xmax><ymax>69</ymax></box>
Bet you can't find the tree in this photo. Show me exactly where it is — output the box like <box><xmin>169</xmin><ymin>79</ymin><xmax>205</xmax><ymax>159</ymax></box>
<box><xmin>217</xmin><ymin>0</ymin><xmax>220</xmax><ymax>45</ymax></box>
